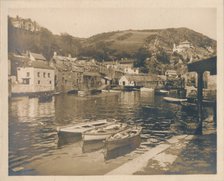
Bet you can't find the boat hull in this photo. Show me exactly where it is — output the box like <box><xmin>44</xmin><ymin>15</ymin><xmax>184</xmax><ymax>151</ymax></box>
<box><xmin>57</xmin><ymin>120</ymin><xmax>109</xmax><ymax>145</ymax></box>
<box><xmin>155</xmin><ymin>89</ymin><xmax>169</xmax><ymax>95</ymax></box>
<box><xmin>163</xmin><ymin>97</ymin><xmax>187</xmax><ymax>103</ymax></box>
<box><xmin>104</xmin><ymin>127</ymin><xmax>142</xmax><ymax>160</ymax></box>
<box><xmin>83</xmin><ymin>123</ymin><xmax>128</xmax><ymax>142</ymax></box>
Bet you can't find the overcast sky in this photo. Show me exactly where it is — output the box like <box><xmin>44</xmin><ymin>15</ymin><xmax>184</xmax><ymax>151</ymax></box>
<box><xmin>9</xmin><ymin>7</ymin><xmax>216</xmax><ymax>39</ymax></box>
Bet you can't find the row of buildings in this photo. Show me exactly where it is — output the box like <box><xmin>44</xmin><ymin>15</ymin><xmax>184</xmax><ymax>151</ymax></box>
<box><xmin>8</xmin><ymin>50</ymin><xmax>216</xmax><ymax>97</ymax></box>
<box><xmin>8</xmin><ymin>51</ymin><xmax>149</xmax><ymax>96</ymax></box>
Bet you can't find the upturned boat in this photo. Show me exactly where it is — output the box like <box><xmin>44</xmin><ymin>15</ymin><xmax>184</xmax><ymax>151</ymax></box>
<box><xmin>83</xmin><ymin>122</ymin><xmax>128</xmax><ymax>142</ymax></box>
<box><xmin>104</xmin><ymin>126</ymin><xmax>142</xmax><ymax>159</ymax></box>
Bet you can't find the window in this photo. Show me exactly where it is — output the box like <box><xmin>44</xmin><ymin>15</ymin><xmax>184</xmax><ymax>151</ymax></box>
<box><xmin>49</xmin><ymin>80</ymin><xmax>52</xmax><ymax>84</ymax></box>
<box><xmin>26</xmin><ymin>72</ymin><xmax>30</xmax><ymax>77</ymax></box>
<box><xmin>38</xmin><ymin>80</ymin><xmax>40</xmax><ymax>84</ymax></box>
<box><xmin>22</xmin><ymin>78</ymin><xmax>30</xmax><ymax>84</ymax></box>
<box><xmin>37</xmin><ymin>72</ymin><xmax>40</xmax><ymax>77</ymax></box>
<box><xmin>43</xmin><ymin>72</ymin><xmax>46</xmax><ymax>78</ymax></box>
<box><xmin>48</xmin><ymin>73</ymin><xmax>50</xmax><ymax>78</ymax></box>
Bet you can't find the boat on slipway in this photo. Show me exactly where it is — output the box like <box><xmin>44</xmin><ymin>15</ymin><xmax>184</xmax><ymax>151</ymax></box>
<box><xmin>83</xmin><ymin>122</ymin><xmax>128</xmax><ymax>142</ymax></box>
<box><xmin>163</xmin><ymin>96</ymin><xmax>187</xmax><ymax>104</ymax></box>
<box><xmin>104</xmin><ymin>126</ymin><xmax>142</xmax><ymax>160</ymax></box>
<box><xmin>57</xmin><ymin>119</ymin><xmax>116</xmax><ymax>145</ymax></box>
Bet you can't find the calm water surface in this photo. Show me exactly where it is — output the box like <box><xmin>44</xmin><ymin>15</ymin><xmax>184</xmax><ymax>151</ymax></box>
<box><xmin>9</xmin><ymin>91</ymin><xmax>197</xmax><ymax>174</ymax></box>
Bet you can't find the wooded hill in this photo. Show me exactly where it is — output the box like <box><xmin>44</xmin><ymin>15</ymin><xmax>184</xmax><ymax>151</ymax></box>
<box><xmin>8</xmin><ymin>16</ymin><xmax>216</xmax><ymax>74</ymax></box>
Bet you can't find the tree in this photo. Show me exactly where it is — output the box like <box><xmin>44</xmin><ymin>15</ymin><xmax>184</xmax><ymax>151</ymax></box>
<box><xmin>133</xmin><ymin>48</ymin><xmax>151</xmax><ymax>73</ymax></box>
<box><xmin>156</xmin><ymin>49</ymin><xmax>170</xmax><ymax>64</ymax></box>
<box><xmin>134</xmin><ymin>48</ymin><xmax>151</xmax><ymax>67</ymax></box>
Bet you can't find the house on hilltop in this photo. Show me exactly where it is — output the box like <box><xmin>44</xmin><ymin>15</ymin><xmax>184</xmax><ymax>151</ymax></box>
<box><xmin>173</xmin><ymin>40</ymin><xmax>193</xmax><ymax>53</ymax></box>
<box><xmin>10</xmin><ymin>16</ymin><xmax>42</xmax><ymax>32</ymax></box>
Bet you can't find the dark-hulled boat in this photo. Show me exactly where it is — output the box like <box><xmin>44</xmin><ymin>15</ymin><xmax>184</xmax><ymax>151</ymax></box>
<box><xmin>104</xmin><ymin>126</ymin><xmax>142</xmax><ymax>159</ymax></box>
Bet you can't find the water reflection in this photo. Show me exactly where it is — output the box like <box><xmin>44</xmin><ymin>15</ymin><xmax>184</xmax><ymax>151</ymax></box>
<box><xmin>9</xmin><ymin>91</ymin><xmax>197</xmax><ymax>174</ymax></box>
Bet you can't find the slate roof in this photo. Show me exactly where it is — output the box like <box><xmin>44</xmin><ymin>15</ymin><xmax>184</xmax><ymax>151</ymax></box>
<box><xmin>30</xmin><ymin>52</ymin><xmax>46</xmax><ymax>61</ymax></box>
<box><xmin>26</xmin><ymin>60</ymin><xmax>54</xmax><ymax>70</ymax></box>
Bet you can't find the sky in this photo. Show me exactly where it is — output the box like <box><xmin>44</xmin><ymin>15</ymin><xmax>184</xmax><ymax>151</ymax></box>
<box><xmin>8</xmin><ymin>7</ymin><xmax>216</xmax><ymax>39</ymax></box>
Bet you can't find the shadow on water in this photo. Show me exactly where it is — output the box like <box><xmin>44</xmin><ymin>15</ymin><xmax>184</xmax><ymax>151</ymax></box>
<box><xmin>104</xmin><ymin>136</ymin><xmax>141</xmax><ymax>160</ymax></box>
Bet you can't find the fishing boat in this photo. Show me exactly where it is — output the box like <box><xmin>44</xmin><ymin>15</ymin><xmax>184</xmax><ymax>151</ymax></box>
<box><xmin>104</xmin><ymin>126</ymin><xmax>142</xmax><ymax>159</ymax></box>
<box><xmin>57</xmin><ymin>119</ymin><xmax>115</xmax><ymax>145</ymax></box>
<box><xmin>163</xmin><ymin>97</ymin><xmax>187</xmax><ymax>103</ymax></box>
<box><xmin>83</xmin><ymin>122</ymin><xmax>128</xmax><ymax>142</ymax></box>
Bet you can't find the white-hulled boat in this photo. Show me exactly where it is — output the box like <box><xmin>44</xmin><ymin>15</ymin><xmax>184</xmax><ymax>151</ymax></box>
<box><xmin>163</xmin><ymin>97</ymin><xmax>187</xmax><ymax>103</ymax></box>
<box><xmin>104</xmin><ymin>126</ymin><xmax>142</xmax><ymax>159</ymax></box>
<box><xmin>57</xmin><ymin>119</ymin><xmax>116</xmax><ymax>145</ymax></box>
<box><xmin>83</xmin><ymin>122</ymin><xmax>128</xmax><ymax>142</ymax></box>
<box><xmin>155</xmin><ymin>89</ymin><xmax>169</xmax><ymax>95</ymax></box>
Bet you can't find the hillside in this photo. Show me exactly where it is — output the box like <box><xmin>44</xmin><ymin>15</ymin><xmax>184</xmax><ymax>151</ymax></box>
<box><xmin>8</xmin><ymin>16</ymin><xmax>216</xmax><ymax>74</ymax></box>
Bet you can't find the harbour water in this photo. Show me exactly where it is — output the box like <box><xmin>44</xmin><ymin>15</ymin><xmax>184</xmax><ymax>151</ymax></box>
<box><xmin>9</xmin><ymin>91</ymin><xmax>200</xmax><ymax>175</ymax></box>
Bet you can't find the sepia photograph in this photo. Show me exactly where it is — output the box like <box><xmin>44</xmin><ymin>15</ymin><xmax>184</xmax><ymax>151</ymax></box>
<box><xmin>0</xmin><ymin>0</ymin><xmax>224</xmax><ymax>180</ymax></box>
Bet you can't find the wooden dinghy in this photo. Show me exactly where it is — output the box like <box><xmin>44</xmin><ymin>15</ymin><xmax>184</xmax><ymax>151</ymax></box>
<box><xmin>83</xmin><ymin>122</ymin><xmax>128</xmax><ymax>142</ymax></box>
<box><xmin>57</xmin><ymin>119</ymin><xmax>115</xmax><ymax>145</ymax></box>
<box><xmin>104</xmin><ymin>126</ymin><xmax>142</xmax><ymax>159</ymax></box>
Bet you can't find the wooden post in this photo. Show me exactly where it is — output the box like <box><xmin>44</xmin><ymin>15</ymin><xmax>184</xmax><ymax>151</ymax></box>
<box><xmin>196</xmin><ymin>71</ymin><xmax>203</xmax><ymax>135</ymax></box>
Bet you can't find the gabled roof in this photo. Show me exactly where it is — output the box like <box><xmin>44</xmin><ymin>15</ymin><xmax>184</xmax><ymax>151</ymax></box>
<box><xmin>26</xmin><ymin>60</ymin><xmax>54</xmax><ymax>70</ymax></box>
<box><xmin>30</xmin><ymin>52</ymin><xmax>46</xmax><ymax>61</ymax></box>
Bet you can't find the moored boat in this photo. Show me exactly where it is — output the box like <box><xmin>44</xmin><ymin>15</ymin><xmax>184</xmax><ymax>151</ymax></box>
<box><xmin>83</xmin><ymin>122</ymin><xmax>128</xmax><ymax>142</ymax></box>
<box><xmin>104</xmin><ymin>126</ymin><xmax>142</xmax><ymax>159</ymax></box>
<box><xmin>163</xmin><ymin>96</ymin><xmax>187</xmax><ymax>103</ymax></box>
<box><xmin>155</xmin><ymin>89</ymin><xmax>169</xmax><ymax>95</ymax></box>
<box><xmin>57</xmin><ymin>119</ymin><xmax>116</xmax><ymax>145</ymax></box>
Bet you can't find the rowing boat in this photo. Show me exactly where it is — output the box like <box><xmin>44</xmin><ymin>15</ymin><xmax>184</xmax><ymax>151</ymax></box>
<box><xmin>83</xmin><ymin>122</ymin><xmax>128</xmax><ymax>142</ymax></box>
<box><xmin>104</xmin><ymin>126</ymin><xmax>142</xmax><ymax>159</ymax></box>
<box><xmin>57</xmin><ymin>119</ymin><xmax>116</xmax><ymax>145</ymax></box>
